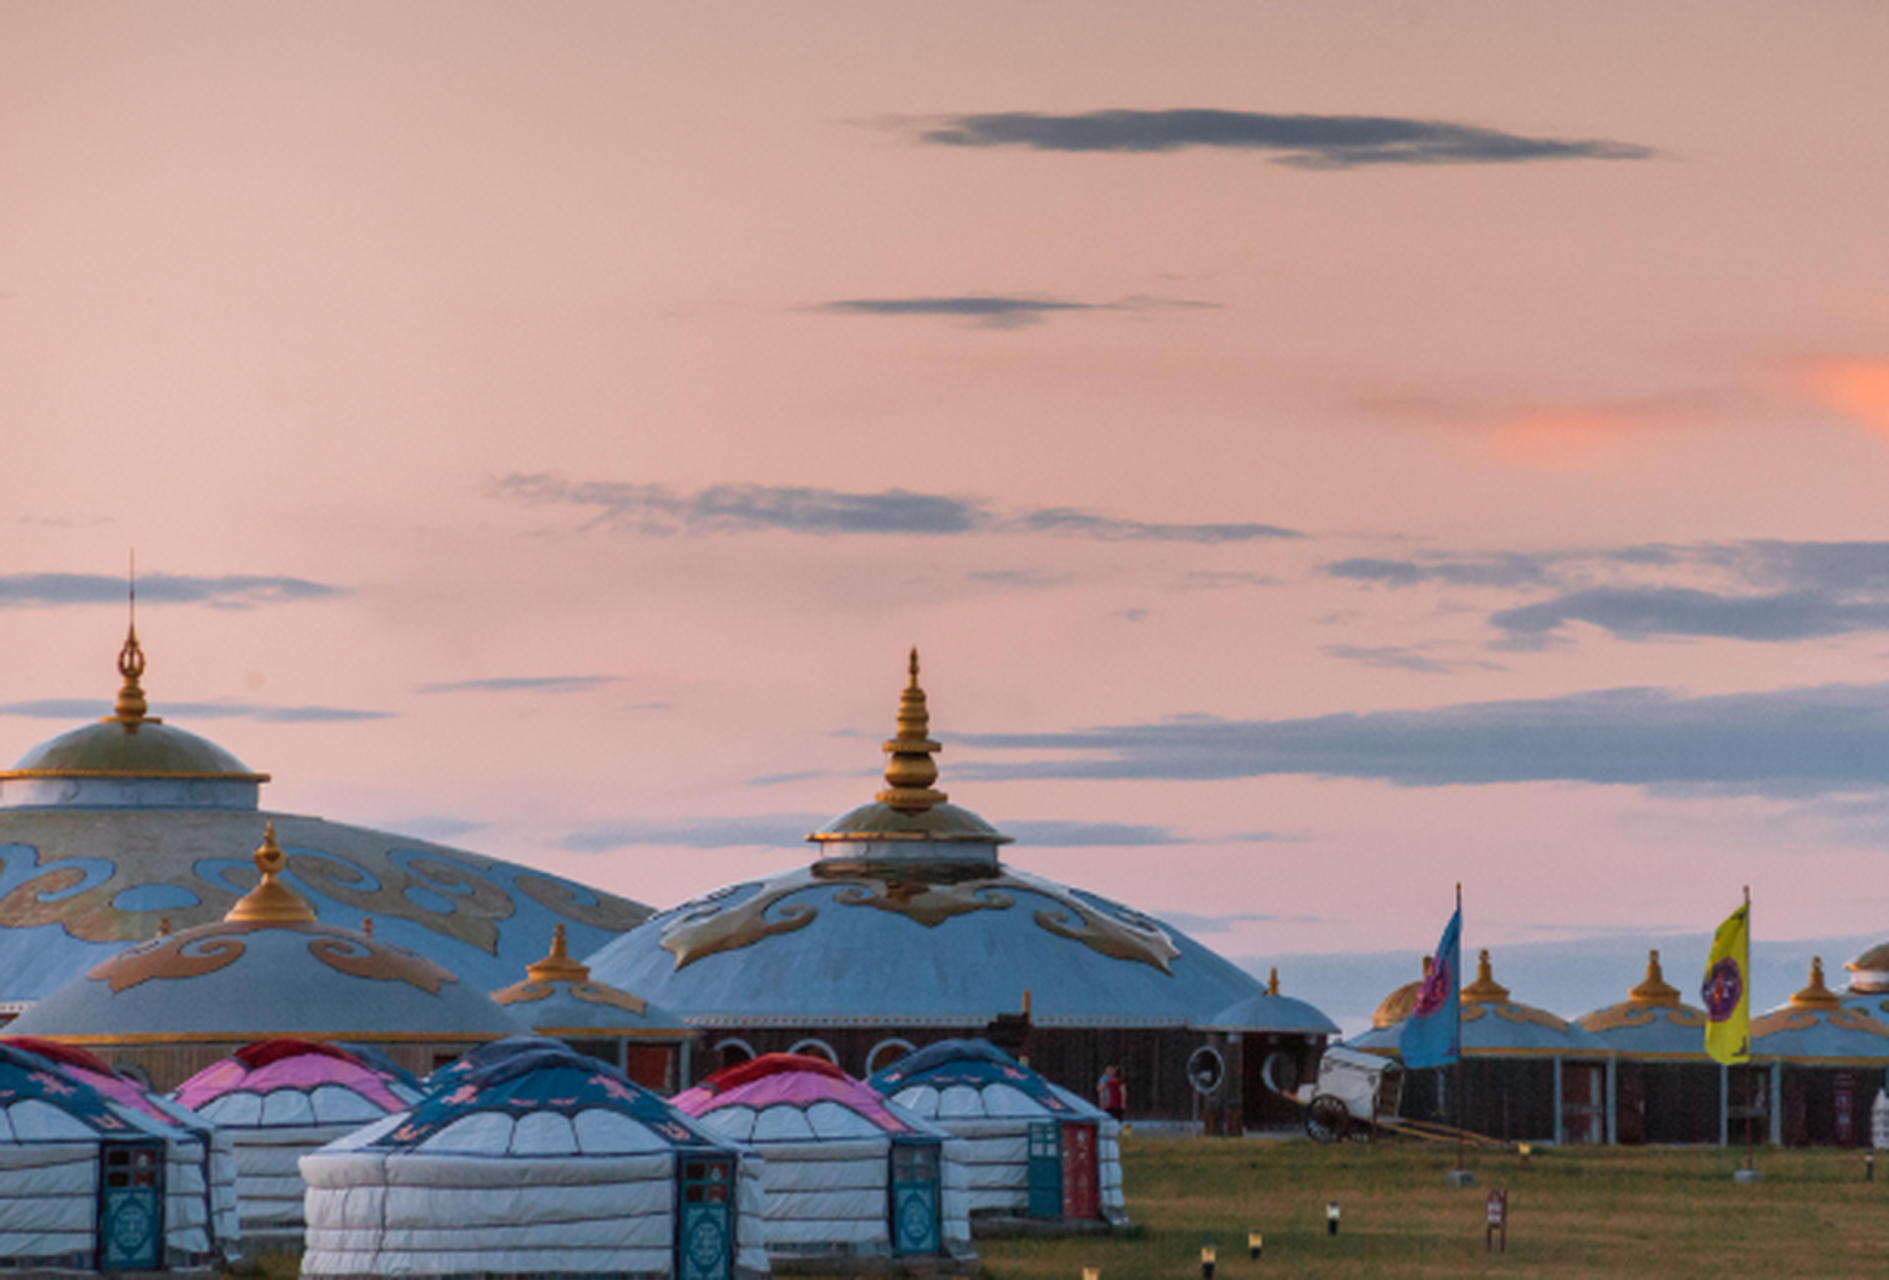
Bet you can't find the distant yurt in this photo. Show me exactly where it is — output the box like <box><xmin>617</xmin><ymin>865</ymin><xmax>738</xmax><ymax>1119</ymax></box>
<box><xmin>1752</xmin><ymin>958</ymin><xmax>1889</xmax><ymax>1148</ymax></box>
<box><xmin>492</xmin><ymin>924</ymin><xmax>695</xmax><ymax>1090</ymax></box>
<box><xmin>6</xmin><ymin>823</ymin><xmax>525</xmax><ymax>1088</ymax></box>
<box><xmin>0</xmin><ymin>1042</ymin><xmax>237</xmax><ymax>1272</ymax></box>
<box><xmin>1354</xmin><ymin>950</ymin><xmax>1610</xmax><ymax>1145</ymax></box>
<box><xmin>301</xmin><ymin>1041</ymin><xmax>770</xmax><ymax>1279</ymax></box>
<box><xmin>867</xmin><ymin>1039</ymin><xmax>1126</xmax><ymax>1229</ymax></box>
<box><xmin>674</xmin><ymin>1053</ymin><xmax>974</xmax><ymax>1265</ymax></box>
<box><xmin>171</xmin><ymin>1038</ymin><xmax>420</xmax><ymax>1248</ymax></box>
<box><xmin>1577</xmin><ymin>951</ymin><xmax>1719</xmax><ymax>1145</ymax></box>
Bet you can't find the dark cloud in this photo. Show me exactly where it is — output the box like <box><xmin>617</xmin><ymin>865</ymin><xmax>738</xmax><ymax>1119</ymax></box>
<box><xmin>498</xmin><ymin>475</ymin><xmax>1301</xmax><ymax>543</ymax></box>
<box><xmin>912</xmin><ymin>109</ymin><xmax>1654</xmax><ymax>169</ymax></box>
<box><xmin>816</xmin><ymin>294</ymin><xmax>1219</xmax><ymax>329</ymax></box>
<box><xmin>954</xmin><ymin>681</ymin><xmax>1889</xmax><ymax>795</ymax></box>
<box><xmin>0</xmin><ymin>573</ymin><xmax>344</xmax><ymax>609</ymax></box>
<box><xmin>1322</xmin><ymin>644</ymin><xmax>1508</xmax><ymax>675</ymax></box>
<box><xmin>0</xmin><ymin>698</ymin><xmax>389</xmax><ymax>723</ymax></box>
<box><xmin>1323</xmin><ymin>555</ymin><xmax>1557</xmax><ymax>590</ymax></box>
<box><xmin>1490</xmin><ymin>588</ymin><xmax>1889</xmax><ymax>645</ymax></box>
<box><xmin>416</xmin><ymin>676</ymin><xmax>620</xmax><ymax>695</ymax></box>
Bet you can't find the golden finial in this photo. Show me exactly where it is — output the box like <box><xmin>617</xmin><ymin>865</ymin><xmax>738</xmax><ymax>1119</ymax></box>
<box><xmin>1628</xmin><ymin>949</ymin><xmax>1681</xmax><ymax>1007</ymax></box>
<box><xmin>525</xmin><ymin>922</ymin><xmax>590</xmax><ymax>984</ymax></box>
<box><xmin>225</xmin><ymin>820</ymin><xmax>317</xmax><ymax>924</ymax></box>
<box><xmin>1790</xmin><ymin>956</ymin><xmax>1841</xmax><ymax>1010</ymax></box>
<box><xmin>876</xmin><ymin>648</ymin><xmax>948</xmax><ymax>814</ymax></box>
<box><xmin>1266</xmin><ymin>967</ymin><xmax>1280</xmax><ymax>997</ymax></box>
<box><xmin>106</xmin><ymin>558</ymin><xmax>160</xmax><ymax>734</ymax></box>
<box><xmin>156</xmin><ymin>916</ymin><xmax>171</xmax><ymax>938</ymax></box>
<box><xmin>1462</xmin><ymin>949</ymin><xmax>1510</xmax><ymax>1005</ymax></box>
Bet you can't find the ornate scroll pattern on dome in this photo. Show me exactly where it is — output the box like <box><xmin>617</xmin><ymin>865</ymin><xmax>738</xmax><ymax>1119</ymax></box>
<box><xmin>87</xmin><ymin>921</ymin><xmax>462</xmax><ymax>995</ymax></box>
<box><xmin>0</xmin><ymin>815</ymin><xmax>646</xmax><ymax>950</ymax></box>
<box><xmin>89</xmin><ymin>931</ymin><xmax>247</xmax><ymax>992</ymax></box>
<box><xmin>659</xmin><ymin>865</ymin><xmax>1180</xmax><ymax>974</ymax></box>
<box><xmin>1582</xmin><ymin>1003</ymin><xmax>1707</xmax><ymax>1034</ymax></box>
<box><xmin>494</xmin><ymin>980</ymin><xmax>650</xmax><ymax>1014</ymax></box>
<box><xmin>1751</xmin><ymin>1005</ymin><xmax>1889</xmax><ymax>1039</ymax></box>
<box><xmin>1459</xmin><ymin>1002</ymin><xmax>1570</xmax><ymax>1031</ymax></box>
<box><xmin>661</xmin><ymin>879</ymin><xmax>819</xmax><ymax>969</ymax></box>
<box><xmin>829</xmin><ymin>878</ymin><xmax>1015</xmax><ymax>928</ymax></box>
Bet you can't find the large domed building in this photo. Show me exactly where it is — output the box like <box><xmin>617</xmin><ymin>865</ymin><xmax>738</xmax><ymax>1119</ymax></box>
<box><xmin>0</xmin><ymin>624</ymin><xmax>650</xmax><ymax>1018</ymax></box>
<box><xmin>585</xmin><ymin>653</ymin><xmax>1334</xmax><ymax>1124</ymax></box>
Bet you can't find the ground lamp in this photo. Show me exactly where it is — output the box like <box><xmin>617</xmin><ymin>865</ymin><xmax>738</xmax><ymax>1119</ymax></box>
<box><xmin>1326</xmin><ymin>1201</ymin><xmax>1341</xmax><ymax>1237</ymax></box>
<box><xmin>1248</xmin><ymin>1231</ymin><xmax>1263</xmax><ymax>1259</ymax></box>
<box><xmin>1082</xmin><ymin>1269</ymin><xmax>1100</xmax><ymax>1280</ymax></box>
<box><xmin>1200</xmin><ymin>1243</ymin><xmax>1216</xmax><ymax>1278</ymax></box>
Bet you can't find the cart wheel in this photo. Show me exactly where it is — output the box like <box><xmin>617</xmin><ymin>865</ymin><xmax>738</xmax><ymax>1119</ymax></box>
<box><xmin>1305</xmin><ymin>1094</ymin><xmax>1351</xmax><ymax>1143</ymax></box>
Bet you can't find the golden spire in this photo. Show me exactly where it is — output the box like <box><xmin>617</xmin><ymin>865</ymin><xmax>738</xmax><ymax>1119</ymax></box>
<box><xmin>1266</xmin><ymin>967</ymin><xmax>1280</xmax><ymax>997</ymax></box>
<box><xmin>107</xmin><ymin>563</ymin><xmax>160</xmax><ymax>734</ymax></box>
<box><xmin>525</xmin><ymin>922</ymin><xmax>591</xmax><ymax>984</ymax></box>
<box><xmin>1461</xmin><ymin>949</ymin><xmax>1510</xmax><ymax>1005</ymax></box>
<box><xmin>225</xmin><ymin>821</ymin><xmax>317</xmax><ymax>924</ymax></box>
<box><xmin>1790</xmin><ymin>956</ymin><xmax>1842</xmax><ymax>1010</ymax></box>
<box><xmin>1628</xmin><ymin>949</ymin><xmax>1681</xmax><ymax>1007</ymax></box>
<box><xmin>875</xmin><ymin>648</ymin><xmax>948</xmax><ymax>814</ymax></box>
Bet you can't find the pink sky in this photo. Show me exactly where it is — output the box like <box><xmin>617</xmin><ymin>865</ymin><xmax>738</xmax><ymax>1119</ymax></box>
<box><xmin>5</xmin><ymin>2</ymin><xmax>1889</xmax><ymax>977</ymax></box>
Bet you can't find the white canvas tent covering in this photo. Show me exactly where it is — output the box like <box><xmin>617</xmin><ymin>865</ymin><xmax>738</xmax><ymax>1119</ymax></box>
<box><xmin>673</xmin><ymin>1053</ymin><xmax>973</xmax><ymax>1263</ymax></box>
<box><xmin>868</xmin><ymin>1039</ymin><xmax>1127</xmax><ymax>1227</ymax></box>
<box><xmin>0</xmin><ymin>1041</ymin><xmax>239</xmax><ymax>1272</ymax></box>
<box><xmin>301</xmin><ymin>1041</ymin><xmax>769</xmax><ymax>1278</ymax></box>
<box><xmin>171</xmin><ymin>1038</ymin><xmax>419</xmax><ymax>1247</ymax></box>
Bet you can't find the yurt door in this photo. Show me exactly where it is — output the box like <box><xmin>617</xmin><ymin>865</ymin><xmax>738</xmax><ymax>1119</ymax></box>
<box><xmin>1026</xmin><ymin>1121</ymin><xmax>1063</xmax><ymax>1218</ymax></box>
<box><xmin>677</xmin><ymin>1156</ymin><xmax>734</xmax><ymax>1280</ymax></box>
<box><xmin>890</xmin><ymin>1141</ymin><xmax>940</xmax><ymax>1255</ymax></box>
<box><xmin>97</xmin><ymin>1140</ymin><xmax>165</xmax><ymax>1272</ymax></box>
<box><xmin>1061</xmin><ymin>1122</ymin><xmax>1099</xmax><ymax>1219</ymax></box>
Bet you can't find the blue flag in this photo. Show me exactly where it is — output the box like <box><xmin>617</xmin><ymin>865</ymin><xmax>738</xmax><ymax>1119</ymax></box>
<box><xmin>1400</xmin><ymin>903</ymin><xmax>1461</xmax><ymax>1069</ymax></box>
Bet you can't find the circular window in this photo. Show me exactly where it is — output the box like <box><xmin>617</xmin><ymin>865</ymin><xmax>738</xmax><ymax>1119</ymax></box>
<box><xmin>787</xmin><ymin>1038</ymin><xmax>838</xmax><ymax>1065</ymax></box>
<box><xmin>1187</xmin><ymin>1045</ymin><xmax>1226</xmax><ymax>1097</ymax></box>
<box><xmin>713</xmin><ymin>1038</ymin><xmax>755</xmax><ymax>1068</ymax></box>
<box><xmin>1261</xmin><ymin>1051</ymin><xmax>1300</xmax><ymax>1096</ymax></box>
<box><xmin>866</xmin><ymin>1038</ymin><xmax>917</xmax><ymax>1076</ymax></box>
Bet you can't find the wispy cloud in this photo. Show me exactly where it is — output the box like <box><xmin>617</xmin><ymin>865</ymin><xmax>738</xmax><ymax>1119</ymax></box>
<box><xmin>1325</xmin><ymin>540</ymin><xmax>1889</xmax><ymax>647</ymax></box>
<box><xmin>955</xmin><ymin>681</ymin><xmax>1889</xmax><ymax>796</ymax></box>
<box><xmin>0</xmin><ymin>573</ymin><xmax>343</xmax><ymax>609</ymax></box>
<box><xmin>416</xmin><ymin>676</ymin><xmax>620</xmax><ymax>695</ymax></box>
<box><xmin>556</xmin><ymin>815</ymin><xmax>831</xmax><ymax>852</ymax></box>
<box><xmin>497</xmin><ymin>475</ymin><xmax>1301</xmax><ymax>543</ymax></box>
<box><xmin>816</xmin><ymin>293</ymin><xmax>1218</xmax><ymax>329</ymax></box>
<box><xmin>374</xmin><ymin>816</ymin><xmax>488</xmax><ymax>843</ymax></box>
<box><xmin>1155</xmin><ymin>910</ymin><xmax>1318</xmax><ymax>934</ymax></box>
<box><xmin>1323</xmin><ymin>644</ymin><xmax>1508</xmax><ymax>675</ymax></box>
<box><xmin>1003</xmin><ymin>820</ymin><xmax>1188</xmax><ymax>846</ymax></box>
<box><xmin>1173</xmin><ymin>571</ymin><xmax>1281</xmax><ymax>591</ymax></box>
<box><xmin>0</xmin><ymin>698</ymin><xmax>390</xmax><ymax>723</ymax></box>
<box><xmin>906</xmin><ymin>109</ymin><xmax>1654</xmax><ymax>169</ymax></box>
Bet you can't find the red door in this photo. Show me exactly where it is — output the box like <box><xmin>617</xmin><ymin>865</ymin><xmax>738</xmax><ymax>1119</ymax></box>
<box><xmin>1061</xmin><ymin>1122</ymin><xmax>1098</xmax><ymax>1219</ymax></box>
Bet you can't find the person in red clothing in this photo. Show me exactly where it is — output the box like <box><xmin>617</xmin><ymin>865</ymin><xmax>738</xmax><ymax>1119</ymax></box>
<box><xmin>1097</xmin><ymin>1064</ymin><xmax>1126</xmax><ymax>1121</ymax></box>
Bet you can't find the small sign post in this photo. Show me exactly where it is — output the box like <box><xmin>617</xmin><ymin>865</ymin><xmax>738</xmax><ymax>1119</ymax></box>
<box><xmin>1485</xmin><ymin>1188</ymin><xmax>1509</xmax><ymax>1254</ymax></box>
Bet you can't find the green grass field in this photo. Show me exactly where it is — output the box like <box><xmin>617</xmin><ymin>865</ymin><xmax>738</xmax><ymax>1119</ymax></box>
<box><xmin>249</xmin><ymin>1137</ymin><xmax>1889</xmax><ymax>1279</ymax></box>
<box><xmin>966</xmin><ymin>1137</ymin><xmax>1889</xmax><ymax>1279</ymax></box>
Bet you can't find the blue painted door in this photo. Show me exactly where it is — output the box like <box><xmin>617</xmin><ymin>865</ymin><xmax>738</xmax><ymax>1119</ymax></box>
<box><xmin>1026</xmin><ymin>1121</ymin><xmax>1063</xmax><ymax>1219</ymax></box>
<box><xmin>890</xmin><ymin>1141</ymin><xmax>940</xmax><ymax>1255</ymax></box>
<box><xmin>678</xmin><ymin>1155</ymin><xmax>733</xmax><ymax>1280</ymax></box>
<box><xmin>98</xmin><ymin>1141</ymin><xmax>164</xmax><ymax>1272</ymax></box>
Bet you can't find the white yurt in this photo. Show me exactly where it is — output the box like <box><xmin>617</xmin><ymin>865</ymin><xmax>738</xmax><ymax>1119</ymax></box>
<box><xmin>301</xmin><ymin>1040</ymin><xmax>770</xmax><ymax>1279</ymax></box>
<box><xmin>0</xmin><ymin>1042</ymin><xmax>239</xmax><ymax>1272</ymax></box>
<box><xmin>171</xmin><ymin>1038</ymin><xmax>420</xmax><ymax>1248</ymax></box>
<box><xmin>867</xmin><ymin>1039</ymin><xmax>1127</xmax><ymax>1229</ymax></box>
<box><xmin>673</xmin><ymin>1053</ymin><xmax>974</xmax><ymax>1265</ymax></box>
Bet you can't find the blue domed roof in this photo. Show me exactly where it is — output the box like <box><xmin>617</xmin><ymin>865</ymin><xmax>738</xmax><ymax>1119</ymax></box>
<box><xmin>1352</xmin><ymin>950</ymin><xmax>1604</xmax><ymax>1057</ymax></box>
<box><xmin>1578</xmin><ymin>950</ymin><xmax>1710</xmax><ymax>1057</ymax></box>
<box><xmin>585</xmin><ymin>861</ymin><xmax>1266</xmax><ymax>1029</ymax></box>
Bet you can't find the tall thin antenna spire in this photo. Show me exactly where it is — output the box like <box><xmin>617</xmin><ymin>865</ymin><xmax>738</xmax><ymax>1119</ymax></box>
<box><xmin>108</xmin><ymin>550</ymin><xmax>155</xmax><ymax>732</ymax></box>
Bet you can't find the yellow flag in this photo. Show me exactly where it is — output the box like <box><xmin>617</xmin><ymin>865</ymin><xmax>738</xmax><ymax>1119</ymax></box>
<box><xmin>1701</xmin><ymin>900</ymin><xmax>1750</xmax><ymax>1064</ymax></box>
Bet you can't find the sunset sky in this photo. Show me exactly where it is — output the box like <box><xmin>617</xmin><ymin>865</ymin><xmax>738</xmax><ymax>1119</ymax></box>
<box><xmin>6</xmin><ymin>3</ymin><xmax>1889</xmax><ymax>1017</ymax></box>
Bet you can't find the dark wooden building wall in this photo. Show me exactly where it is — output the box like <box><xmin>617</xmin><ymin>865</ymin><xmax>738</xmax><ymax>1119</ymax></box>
<box><xmin>1616</xmin><ymin>1061</ymin><xmax>1720</xmax><ymax>1145</ymax></box>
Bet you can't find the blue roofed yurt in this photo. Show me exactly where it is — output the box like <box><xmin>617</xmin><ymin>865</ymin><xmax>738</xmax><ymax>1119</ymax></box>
<box><xmin>300</xmin><ymin>1040</ymin><xmax>770</xmax><ymax>1279</ymax></box>
<box><xmin>868</xmin><ymin>1039</ymin><xmax>1126</xmax><ymax>1230</ymax></box>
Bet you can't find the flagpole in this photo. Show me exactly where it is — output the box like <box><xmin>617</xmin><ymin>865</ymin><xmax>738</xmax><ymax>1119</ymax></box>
<box><xmin>1743</xmin><ymin>885</ymin><xmax>1754</xmax><ymax>1173</ymax></box>
<box><xmin>1455</xmin><ymin>883</ymin><xmax>1465</xmax><ymax>1178</ymax></box>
